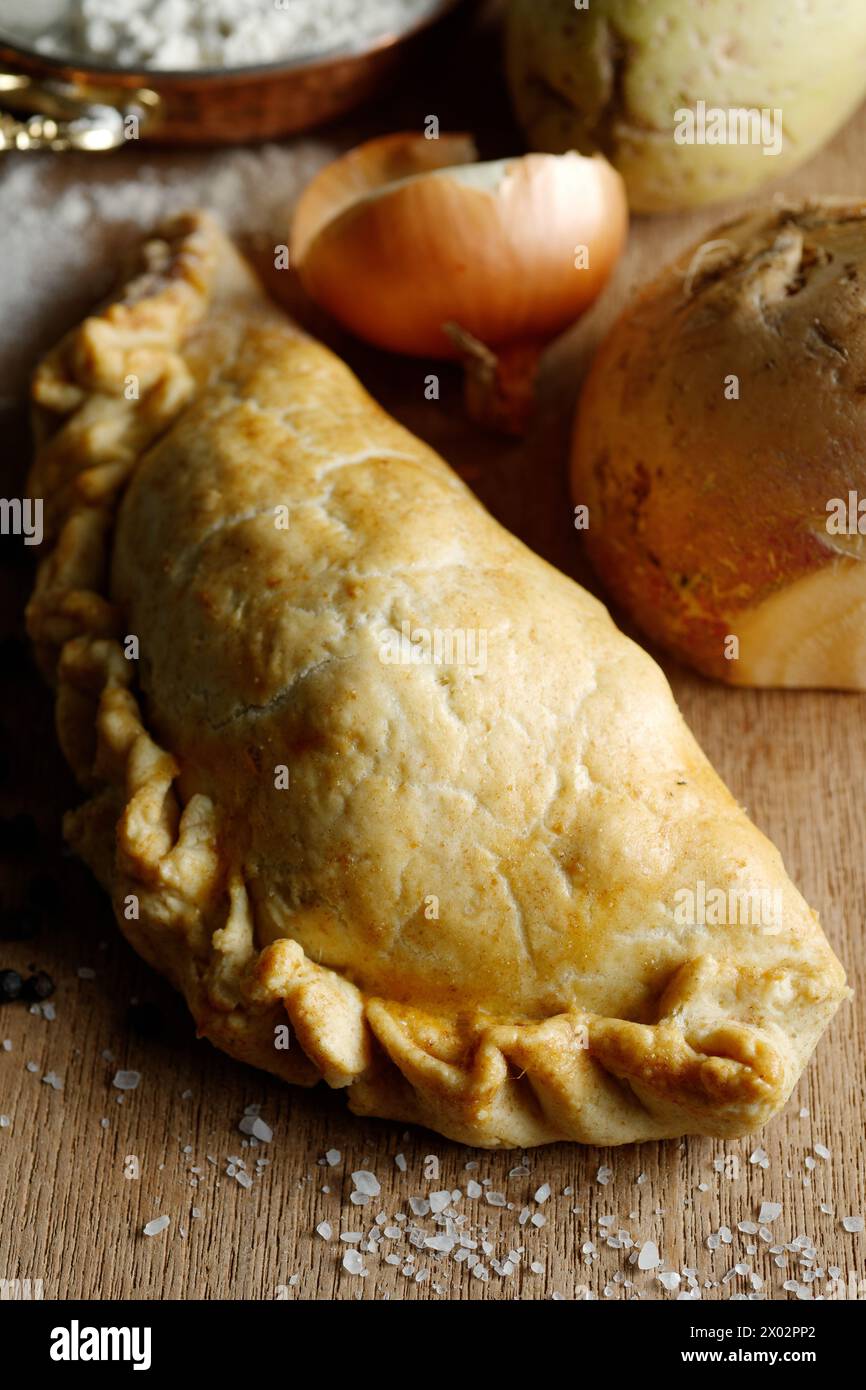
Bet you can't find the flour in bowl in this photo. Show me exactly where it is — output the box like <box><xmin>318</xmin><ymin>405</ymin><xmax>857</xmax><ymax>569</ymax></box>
<box><xmin>4</xmin><ymin>0</ymin><xmax>441</xmax><ymax>71</ymax></box>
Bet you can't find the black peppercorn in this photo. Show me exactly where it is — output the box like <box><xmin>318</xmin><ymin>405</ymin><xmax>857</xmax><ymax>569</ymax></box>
<box><xmin>0</xmin><ymin>968</ymin><xmax>23</xmax><ymax>1002</ymax></box>
<box><xmin>22</xmin><ymin>970</ymin><xmax>55</xmax><ymax>1002</ymax></box>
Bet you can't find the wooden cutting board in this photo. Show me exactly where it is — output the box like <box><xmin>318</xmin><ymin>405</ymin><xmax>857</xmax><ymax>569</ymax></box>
<box><xmin>1</xmin><ymin>10</ymin><xmax>864</xmax><ymax>1301</ymax></box>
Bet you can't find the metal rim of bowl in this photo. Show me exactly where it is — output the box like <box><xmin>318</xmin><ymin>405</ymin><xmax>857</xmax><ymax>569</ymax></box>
<box><xmin>0</xmin><ymin>0</ymin><xmax>464</xmax><ymax>84</ymax></box>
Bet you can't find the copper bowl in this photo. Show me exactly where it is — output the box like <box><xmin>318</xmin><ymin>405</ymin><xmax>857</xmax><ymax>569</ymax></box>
<box><xmin>0</xmin><ymin>0</ymin><xmax>465</xmax><ymax>150</ymax></box>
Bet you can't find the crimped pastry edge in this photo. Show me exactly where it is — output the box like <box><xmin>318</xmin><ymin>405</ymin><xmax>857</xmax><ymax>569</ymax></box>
<box><xmin>25</xmin><ymin>212</ymin><xmax>848</xmax><ymax>1148</ymax></box>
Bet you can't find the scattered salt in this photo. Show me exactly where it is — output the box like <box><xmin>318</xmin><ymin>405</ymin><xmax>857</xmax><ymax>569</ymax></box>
<box><xmin>759</xmin><ymin>1201</ymin><xmax>782</xmax><ymax>1223</ymax></box>
<box><xmin>112</xmin><ymin>1070</ymin><xmax>141</xmax><ymax>1091</ymax></box>
<box><xmin>352</xmin><ymin>1170</ymin><xmax>381</xmax><ymax>1197</ymax></box>
<box><xmin>143</xmin><ymin>1216</ymin><xmax>170</xmax><ymax>1237</ymax></box>
<box><xmin>239</xmin><ymin>1115</ymin><xmax>272</xmax><ymax>1143</ymax></box>
<box><xmin>638</xmin><ymin>1241</ymin><xmax>661</xmax><ymax>1271</ymax></box>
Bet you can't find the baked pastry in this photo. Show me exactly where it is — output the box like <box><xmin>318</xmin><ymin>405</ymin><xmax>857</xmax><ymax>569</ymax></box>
<box><xmin>572</xmin><ymin>200</ymin><xmax>866</xmax><ymax>689</ymax></box>
<box><xmin>27</xmin><ymin>213</ymin><xmax>847</xmax><ymax>1147</ymax></box>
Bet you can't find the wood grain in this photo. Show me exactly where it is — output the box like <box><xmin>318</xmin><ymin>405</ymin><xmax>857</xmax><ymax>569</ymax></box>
<box><xmin>1</xmin><ymin>10</ymin><xmax>864</xmax><ymax>1301</ymax></box>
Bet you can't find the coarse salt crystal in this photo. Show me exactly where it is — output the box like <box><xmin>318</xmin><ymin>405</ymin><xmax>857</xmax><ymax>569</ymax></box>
<box><xmin>324</xmin><ymin>1148</ymin><xmax>341</xmax><ymax>1167</ymax></box>
<box><xmin>842</xmin><ymin>1215</ymin><xmax>864</xmax><ymax>1233</ymax></box>
<box><xmin>638</xmin><ymin>1241</ymin><xmax>660</xmax><ymax>1271</ymax></box>
<box><xmin>425</xmin><ymin>1234</ymin><xmax>455</xmax><ymax>1253</ymax></box>
<box><xmin>239</xmin><ymin>1115</ymin><xmax>272</xmax><ymax>1143</ymax></box>
<box><xmin>759</xmin><ymin>1201</ymin><xmax>782</xmax><ymax>1223</ymax></box>
<box><xmin>143</xmin><ymin>1216</ymin><xmax>170</xmax><ymax>1237</ymax></box>
<box><xmin>534</xmin><ymin>1183</ymin><xmax>551</xmax><ymax>1203</ymax></box>
<box><xmin>352</xmin><ymin>1170</ymin><xmax>380</xmax><ymax>1197</ymax></box>
<box><xmin>112</xmin><ymin>1070</ymin><xmax>140</xmax><ymax>1091</ymax></box>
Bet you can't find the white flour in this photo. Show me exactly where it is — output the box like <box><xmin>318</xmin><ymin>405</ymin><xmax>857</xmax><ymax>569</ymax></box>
<box><xmin>3</xmin><ymin>0</ymin><xmax>437</xmax><ymax>70</ymax></box>
<box><xmin>0</xmin><ymin>139</ymin><xmax>336</xmax><ymax>404</ymax></box>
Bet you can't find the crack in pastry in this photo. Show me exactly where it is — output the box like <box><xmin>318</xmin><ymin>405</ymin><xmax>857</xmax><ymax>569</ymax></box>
<box><xmin>26</xmin><ymin>212</ymin><xmax>848</xmax><ymax>1148</ymax></box>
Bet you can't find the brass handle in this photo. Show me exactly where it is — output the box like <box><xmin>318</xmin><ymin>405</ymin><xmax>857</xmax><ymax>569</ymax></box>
<box><xmin>0</xmin><ymin>72</ymin><xmax>160</xmax><ymax>150</ymax></box>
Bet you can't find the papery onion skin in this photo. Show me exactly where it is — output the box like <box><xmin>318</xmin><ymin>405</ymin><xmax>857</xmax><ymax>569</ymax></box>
<box><xmin>290</xmin><ymin>140</ymin><xmax>628</xmax><ymax>358</ymax></box>
<box><xmin>291</xmin><ymin>132</ymin><xmax>480</xmax><ymax>268</ymax></box>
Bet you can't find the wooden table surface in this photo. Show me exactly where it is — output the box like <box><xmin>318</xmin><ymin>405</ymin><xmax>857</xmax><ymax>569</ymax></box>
<box><xmin>1</xmin><ymin>6</ymin><xmax>864</xmax><ymax>1301</ymax></box>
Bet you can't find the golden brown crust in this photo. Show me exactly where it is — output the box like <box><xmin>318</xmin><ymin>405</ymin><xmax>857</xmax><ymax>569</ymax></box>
<box><xmin>27</xmin><ymin>212</ymin><xmax>848</xmax><ymax>1147</ymax></box>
